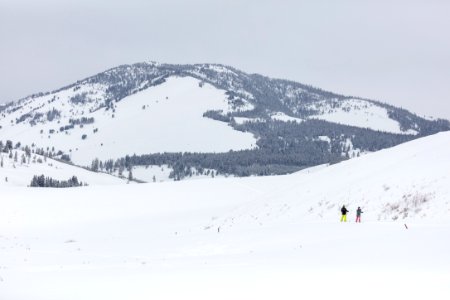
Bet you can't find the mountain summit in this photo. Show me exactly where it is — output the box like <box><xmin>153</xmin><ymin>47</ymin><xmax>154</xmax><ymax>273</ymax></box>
<box><xmin>0</xmin><ymin>62</ymin><xmax>448</xmax><ymax>181</ymax></box>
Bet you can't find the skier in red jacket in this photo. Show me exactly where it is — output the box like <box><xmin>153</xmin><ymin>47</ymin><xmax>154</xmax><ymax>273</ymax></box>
<box><xmin>356</xmin><ymin>207</ymin><xmax>363</xmax><ymax>223</ymax></box>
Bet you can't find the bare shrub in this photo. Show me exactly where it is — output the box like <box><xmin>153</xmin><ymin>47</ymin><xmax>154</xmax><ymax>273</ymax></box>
<box><xmin>382</xmin><ymin>192</ymin><xmax>433</xmax><ymax>220</ymax></box>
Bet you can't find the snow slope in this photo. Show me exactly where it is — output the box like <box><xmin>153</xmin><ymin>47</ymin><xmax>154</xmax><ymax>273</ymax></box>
<box><xmin>0</xmin><ymin>150</ymin><xmax>125</xmax><ymax>187</ymax></box>
<box><xmin>0</xmin><ymin>76</ymin><xmax>257</xmax><ymax>166</ymax></box>
<box><xmin>128</xmin><ymin>165</ymin><xmax>227</xmax><ymax>183</ymax></box>
<box><xmin>308</xmin><ymin>98</ymin><xmax>419</xmax><ymax>134</ymax></box>
<box><xmin>271</xmin><ymin>112</ymin><xmax>303</xmax><ymax>123</ymax></box>
<box><xmin>1</xmin><ymin>132</ymin><xmax>449</xmax><ymax>299</ymax></box>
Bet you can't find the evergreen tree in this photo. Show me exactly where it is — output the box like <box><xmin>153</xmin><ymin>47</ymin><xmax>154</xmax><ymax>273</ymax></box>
<box><xmin>91</xmin><ymin>158</ymin><xmax>100</xmax><ymax>172</ymax></box>
<box><xmin>5</xmin><ymin>140</ymin><xmax>13</xmax><ymax>152</ymax></box>
<box><xmin>30</xmin><ymin>174</ymin><xmax>84</xmax><ymax>188</ymax></box>
<box><xmin>25</xmin><ymin>146</ymin><xmax>31</xmax><ymax>157</ymax></box>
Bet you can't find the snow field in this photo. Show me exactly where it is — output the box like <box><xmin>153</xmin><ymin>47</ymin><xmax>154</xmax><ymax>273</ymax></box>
<box><xmin>1</xmin><ymin>132</ymin><xmax>450</xmax><ymax>299</ymax></box>
<box><xmin>309</xmin><ymin>98</ymin><xmax>419</xmax><ymax>135</ymax></box>
<box><xmin>128</xmin><ymin>165</ymin><xmax>228</xmax><ymax>183</ymax></box>
<box><xmin>1</xmin><ymin>183</ymin><xmax>449</xmax><ymax>300</ymax></box>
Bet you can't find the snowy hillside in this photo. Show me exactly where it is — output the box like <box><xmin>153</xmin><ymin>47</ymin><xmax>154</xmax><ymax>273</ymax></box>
<box><xmin>307</xmin><ymin>98</ymin><xmax>419</xmax><ymax>134</ymax></box>
<box><xmin>0</xmin><ymin>62</ymin><xmax>448</xmax><ymax>175</ymax></box>
<box><xmin>209</xmin><ymin>131</ymin><xmax>450</xmax><ymax>226</ymax></box>
<box><xmin>0</xmin><ymin>149</ymin><xmax>125</xmax><ymax>187</ymax></box>
<box><xmin>1</xmin><ymin>132</ymin><xmax>449</xmax><ymax>299</ymax></box>
<box><xmin>0</xmin><ymin>76</ymin><xmax>256</xmax><ymax>165</ymax></box>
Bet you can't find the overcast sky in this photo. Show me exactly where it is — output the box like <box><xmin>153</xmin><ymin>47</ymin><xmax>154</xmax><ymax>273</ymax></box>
<box><xmin>1</xmin><ymin>0</ymin><xmax>449</xmax><ymax>119</ymax></box>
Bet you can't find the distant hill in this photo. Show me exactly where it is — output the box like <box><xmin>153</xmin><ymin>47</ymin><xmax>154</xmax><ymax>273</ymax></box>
<box><xmin>0</xmin><ymin>62</ymin><xmax>448</xmax><ymax>181</ymax></box>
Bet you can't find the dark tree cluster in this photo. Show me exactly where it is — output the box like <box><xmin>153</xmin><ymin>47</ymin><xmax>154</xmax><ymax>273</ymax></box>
<box><xmin>202</xmin><ymin>110</ymin><xmax>232</xmax><ymax>123</ymax></box>
<box><xmin>46</xmin><ymin>108</ymin><xmax>61</xmax><ymax>122</ymax></box>
<box><xmin>16</xmin><ymin>112</ymin><xmax>32</xmax><ymax>124</ymax></box>
<box><xmin>237</xmin><ymin>119</ymin><xmax>416</xmax><ymax>154</ymax></box>
<box><xmin>69</xmin><ymin>117</ymin><xmax>95</xmax><ymax>125</ymax></box>
<box><xmin>30</xmin><ymin>175</ymin><xmax>85</xmax><ymax>188</ymax></box>
<box><xmin>60</xmin><ymin>154</ymin><xmax>71</xmax><ymax>162</ymax></box>
<box><xmin>70</xmin><ymin>92</ymin><xmax>89</xmax><ymax>105</ymax></box>
<box><xmin>60</xmin><ymin>124</ymin><xmax>75</xmax><ymax>131</ymax></box>
<box><xmin>29</xmin><ymin>113</ymin><xmax>44</xmax><ymax>126</ymax></box>
<box><xmin>0</xmin><ymin>140</ymin><xmax>14</xmax><ymax>152</ymax></box>
<box><xmin>386</xmin><ymin>106</ymin><xmax>450</xmax><ymax>135</ymax></box>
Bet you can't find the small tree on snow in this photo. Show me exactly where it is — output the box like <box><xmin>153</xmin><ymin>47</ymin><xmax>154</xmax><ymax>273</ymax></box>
<box><xmin>91</xmin><ymin>158</ymin><xmax>99</xmax><ymax>172</ymax></box>
<box><xmin>25</xmin><ymin>146</ymin><xmax>31</xmax><ymax>157</ymax></box>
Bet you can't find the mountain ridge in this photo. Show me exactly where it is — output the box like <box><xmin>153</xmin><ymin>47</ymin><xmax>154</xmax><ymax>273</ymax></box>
<box><xmin>4</xmin><ymin>61</ymin><xmax>448</xmax><ymax>131</ymax></box>
<box><xmin>0</xmin><ymin>62</ymin><xmax>448</xmax><ymax>181</ymax></box>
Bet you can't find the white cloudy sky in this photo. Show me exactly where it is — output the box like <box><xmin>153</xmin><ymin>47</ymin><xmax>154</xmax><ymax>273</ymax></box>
<box><xmin>1</xmin><ymin>0</ymin><xmax>449</xmax><ymax>119</ymax></box>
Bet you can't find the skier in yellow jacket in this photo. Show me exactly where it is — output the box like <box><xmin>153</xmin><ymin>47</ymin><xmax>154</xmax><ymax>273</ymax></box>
<box><xmin>340</xmin><ymin>205</ymin><xmax>349</xmax><ymax>222</ymax></box>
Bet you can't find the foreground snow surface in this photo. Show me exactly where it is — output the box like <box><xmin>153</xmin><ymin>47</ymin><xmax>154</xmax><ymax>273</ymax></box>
<box><xmin>1</xmin><ymin>132</ymin><xmax>450</xmax><ymax>299</ymax></box>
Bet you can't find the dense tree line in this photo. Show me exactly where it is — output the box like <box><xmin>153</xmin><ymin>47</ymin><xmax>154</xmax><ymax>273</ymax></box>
<box><xmin>70</xmin><ymin>92</ymin><xmax>88</xmax><ymax>105</ymax></box>
<box><xmin>237</xmin><ymin>119</ymin><xmax>416</xmax><ymax>153</ymax></box>
<box><xmin>69</xmin><ymin>117</ymin><xmax>95</xmax><ymax>125</ymax></box>
<box><xmin>91</xmin><ymin>119</ymin><xmax>422</xmax><ymax>180</ymax></box>
<box><xmin>385</xmin><ymin>106</ymin><xmax>450</xmax><ymax>135</ymax></box>
<box><xmin>46</xmin><ymin>108</ymin><xmax>61</xmax><ymax>122</ymax></box>
<box><xmin>202</xmin><ymin>110</ymin><xmax>232</xmax><ymax>123</ymax></box>
<box><xmin>30</xmin><ymin>175</ymin><xmax>84</xmax><ymax>188</ymax></box>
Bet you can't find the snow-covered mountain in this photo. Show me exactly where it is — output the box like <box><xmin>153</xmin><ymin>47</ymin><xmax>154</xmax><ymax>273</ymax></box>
<box><xmin>0</xmin><ymin>75</ymin><xmax>257</xmax><ymax>165</ymax></box>
<box><xmin>1</xmin><ymin>132</ymin><xmax>449</xmax><ymax>300</ymax></box>
<box><xmin>1</xmin><ymin>62</ymin><xmax>448</xmax><ymax>179</ymax></box>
